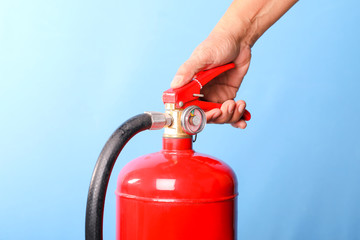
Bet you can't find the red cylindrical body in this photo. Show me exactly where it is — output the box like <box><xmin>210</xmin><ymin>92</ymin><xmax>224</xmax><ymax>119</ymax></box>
<box><xmin>116</xmin><ymin>137</ymin><xmax>238</xmax><ymax>240</ymax></box>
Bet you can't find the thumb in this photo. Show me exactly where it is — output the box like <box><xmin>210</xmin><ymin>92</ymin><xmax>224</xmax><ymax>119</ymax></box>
<box><xmin>171</xmin><ymin>54</ymin><xmax>209</xmax><ymax>89</ymax></box>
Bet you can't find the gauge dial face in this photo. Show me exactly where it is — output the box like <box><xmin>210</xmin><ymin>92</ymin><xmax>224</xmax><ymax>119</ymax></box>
<box><xmin>181</xmin><ymin>106</ymin><xmax>206</xmax><ymax>135</ymax></box>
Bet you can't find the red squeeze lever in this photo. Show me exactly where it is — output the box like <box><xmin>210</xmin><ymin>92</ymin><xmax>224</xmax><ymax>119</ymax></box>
<box><xmin>163</xmin><ymin>63</ymin><xmax>251</xmax><ymax>121</ymax></box>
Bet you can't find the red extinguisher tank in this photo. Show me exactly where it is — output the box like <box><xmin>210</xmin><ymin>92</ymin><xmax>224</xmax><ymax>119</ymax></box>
<box><xmin>85</xmin><ymin>64</ymin><xmax>251</xmax><ymax>240</ymax></box>
<box><xmin>116</xmin><ymin>137</ymin><xmax>238</xmax><ymax>240</ymax></box>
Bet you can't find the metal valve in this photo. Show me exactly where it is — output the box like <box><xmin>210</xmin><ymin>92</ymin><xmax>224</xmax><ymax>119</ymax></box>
<box><xmin>181</xmin><ymin>106</ymin><xmax>206</xmax><ymax>135</ymax></box>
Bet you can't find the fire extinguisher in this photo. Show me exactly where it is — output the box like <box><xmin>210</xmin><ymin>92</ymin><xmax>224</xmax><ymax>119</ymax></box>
<box><xmin>85</xmin><ymin>63</ymin><xmax>251</xmax><ymax>240</ymax></box>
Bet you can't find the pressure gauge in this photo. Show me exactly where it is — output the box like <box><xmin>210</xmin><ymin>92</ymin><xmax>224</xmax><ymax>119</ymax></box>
<box><xmin>181</xmin><ymin>106</ymin><xmax>206</xmax><ymax>135</ymax></box>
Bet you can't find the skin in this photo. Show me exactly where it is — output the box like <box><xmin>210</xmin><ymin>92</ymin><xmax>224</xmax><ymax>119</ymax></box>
<box><xmin>171</xmin><ymin>0</ymin><xmax>298</xmax><ymax>129</ymax></box>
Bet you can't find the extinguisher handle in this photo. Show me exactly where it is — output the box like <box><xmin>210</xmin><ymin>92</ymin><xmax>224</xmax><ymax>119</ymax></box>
<box><xmin>163</xmin><ymin>62</ymin><xmax>252</xmax><ymax>121</ymax></box>
<box><xmin>193</xmin><ymin>101</ymin><xmax>251</xmax><ymax>121</ymax></box>
<box><xmin>192</xmin><ymin>63</ymin><xmax>251</xmax><ymax>121</ymax></box>
<box><xmin>193</xmin><ymin>63</ymin><xmax>235</xmax><ymax>87</ymax></box>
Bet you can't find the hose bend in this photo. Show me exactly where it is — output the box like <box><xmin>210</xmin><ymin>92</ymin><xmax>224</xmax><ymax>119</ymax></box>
<box><xmin>85</xmin><ymin>113</ymin><xmax>152</xmax><ymax>240</ymax></box>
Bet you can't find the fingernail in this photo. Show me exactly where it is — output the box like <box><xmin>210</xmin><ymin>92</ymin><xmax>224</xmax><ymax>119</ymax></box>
<box><xmin>238</xmin><ymin>104</ymin><xmax>245</xmax><ymax>112</ymax></box>
<box><xmin>228</xmin><ymin>104</ymin><xmax>235</xmax><ymax>114</ymax></box>
<box><xmin>212</xmin><ymin>111</ymin><xmax>221</xmax><ymax>119</ymax></box>
<box><xmin>171</xmin><ymin>75</ymin><xmax>183</xmax><ymax>88</ymax></box>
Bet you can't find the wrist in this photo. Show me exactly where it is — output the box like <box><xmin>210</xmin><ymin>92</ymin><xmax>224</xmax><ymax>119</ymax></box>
<box><xmin>212</xmin><ymin>0</ymin><xmax>298</xmax><ymax>48</ymax></box>
<box><xmin>210</xmin><ymin>2</ymin><xmax>255</xmax><ymax>48</ymax></box>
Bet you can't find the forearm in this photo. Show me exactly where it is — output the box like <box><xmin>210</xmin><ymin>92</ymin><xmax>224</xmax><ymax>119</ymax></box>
<box><xmin>212</xmin><ymin>0</ymin><xmax>298</xmax><ymax>47</ymax></box>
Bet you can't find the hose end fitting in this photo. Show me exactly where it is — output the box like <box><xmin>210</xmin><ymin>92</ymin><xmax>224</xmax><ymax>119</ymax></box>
<box><xmin>145</xmin><ymin>112</ymin><xmax>173</xmax><ymax>130</ymax></box>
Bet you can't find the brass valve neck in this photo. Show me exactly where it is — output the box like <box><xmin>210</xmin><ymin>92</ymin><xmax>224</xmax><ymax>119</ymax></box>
<box><xmin>163</xmin><ymin>103</ymin><xmax>191</xmax><ymax>139</ymax></box>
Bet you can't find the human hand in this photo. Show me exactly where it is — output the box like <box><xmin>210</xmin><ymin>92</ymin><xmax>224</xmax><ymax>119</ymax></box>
<box><xmin>170</xmin><ymin>0</ymin><xmax>298</xmax><ymax>129</ymax></box>
<box><xmin>171</xmin><ymin>32</ymin><xmax>251</xmax><ymax>129</ymax></box>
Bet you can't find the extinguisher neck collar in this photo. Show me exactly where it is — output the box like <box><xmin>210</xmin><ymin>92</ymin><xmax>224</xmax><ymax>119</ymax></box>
<box><xmin>162</xmin><ymin>137</ymin><xmax>193</xmax><ymax>151</ymax></box>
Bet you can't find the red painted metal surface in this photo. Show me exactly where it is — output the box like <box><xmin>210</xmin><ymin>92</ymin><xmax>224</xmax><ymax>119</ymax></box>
<box><xmin>116</xmin><ymin>137</ymin><xmax>238</xmax><ymax>240</ymax></box>
<box><xmin>162</xmin><ymin>63</ymin><xmax>251</xmax><ymax>121</ymax></box>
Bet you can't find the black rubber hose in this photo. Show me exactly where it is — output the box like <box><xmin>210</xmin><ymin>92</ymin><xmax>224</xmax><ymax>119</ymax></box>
<box><xmin>85</xmin><ymin>113</ymin><xmax>152</xmax><ymax>240</ymax></box>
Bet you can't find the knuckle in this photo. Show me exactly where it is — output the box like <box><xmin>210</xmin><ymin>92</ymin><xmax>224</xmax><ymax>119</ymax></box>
<box><xmin>237</xmin><ymin>100</ymin><xmax>246</xmax><ymax>107</ymax></box>
<box><xmin>193</xmin><ymin>46</ymin><xmax>215</xmax><ymax>63</ymax></box>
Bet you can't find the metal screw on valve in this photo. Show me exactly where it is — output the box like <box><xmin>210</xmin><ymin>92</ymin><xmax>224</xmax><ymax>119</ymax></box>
<box><xmin>181</xmin><ymin>105</ymin><xmax>206</xmax><ymax>135</ymax></box>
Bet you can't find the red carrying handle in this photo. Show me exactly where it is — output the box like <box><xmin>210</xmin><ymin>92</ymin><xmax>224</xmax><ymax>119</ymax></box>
<box><xmin>199</xmin><ymin>102</ymin><xmax>251</xmax><ymax>121</ymax></box>
<box><xmin>163</xmin><ymin>63</ymin><xmax>252</xmax><ymax>121</ymax></box>
<box><xmin>193</xmin><ymin>63</ymin><xmax>251</xmax><ymax>121</ymax></box>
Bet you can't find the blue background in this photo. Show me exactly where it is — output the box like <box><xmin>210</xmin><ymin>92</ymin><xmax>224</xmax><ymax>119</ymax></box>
<box><xmin>1</xmin><ymin>0</ymin><xmax>359</xmax><ymax>239</ymax></box>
